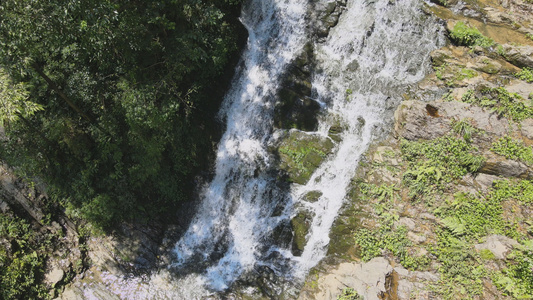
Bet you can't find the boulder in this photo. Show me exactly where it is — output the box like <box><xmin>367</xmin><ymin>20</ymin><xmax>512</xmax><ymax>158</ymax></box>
<box><xmin>475</xmin><ymin>235</ymin><xmax>519</xmax><ymax>259</ymax></box>
<box><xmin>291</xmin><ymin>210</ymin><xmax>313</xmax><ymax>256</ymax></box>
<box><xmin>394</xmin><ymin>100</ymin><xmax>514</xmax><ymax>140</ymax></box>
<box><xmin>299</xmin><ymin>257</ymin><xmax>393</xmax><ymax>300</ymax></box>
<box><xmin>479</xmin><ymin>152</ymin><xmax>529</xmax><ymax>178</ymax></box>
<box><xmin>502</xmin><ymin>44</ymin><xmax>533</xmax><ymax>68</ymax></box>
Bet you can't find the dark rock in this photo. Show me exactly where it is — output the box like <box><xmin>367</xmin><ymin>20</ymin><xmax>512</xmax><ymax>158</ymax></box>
<box><xmin>291</xmin><ymin>211</ymin><xmax>313</xmax><ymax>256</ymax></box>
<box><xmin>274</xmin><ymin>43</ymin><xmax>321</xmax><ymax>131</ymax></box>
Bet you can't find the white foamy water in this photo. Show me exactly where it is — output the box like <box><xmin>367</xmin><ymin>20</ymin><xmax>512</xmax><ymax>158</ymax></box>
<box><xmin>71</xmin><ymin>0</ymin><xmax>444</xmax><ymax>298</ymax></box>
<box><xmin>290</xmin><ymin>0</ymin><xmax>444</xmax><ymax>277</ymax></box>
<box><xmin>171</xmin><ymin>0</ymin><xmax>310</xmax><ymax>291</ymax></box>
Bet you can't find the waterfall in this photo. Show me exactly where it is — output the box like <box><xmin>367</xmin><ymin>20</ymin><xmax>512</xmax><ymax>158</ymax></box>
<box><xmin>291</xmin><ymin>0</ymin><xmax>444</xmax><ymax>276</ymax></box>
<box><xmin>171</xmin><ymin>0</ymin><xmax>310</xmax><ymax>291</ymax></box>
<box><xmin>73</xmin><ymin>0</ymin><xmax>444</xmax><ymax>298</ymax></box>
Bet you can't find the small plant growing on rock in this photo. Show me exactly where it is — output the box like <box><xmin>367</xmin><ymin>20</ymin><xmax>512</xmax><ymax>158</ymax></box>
<box><xmin>337</xmin><ymin>288</ymin><xmax>363</xmax><ymax>300</ymax></box>
<box><xmin>515</xmin><ymin>67</ymin><xmax>533</xmax><ymax>83</ymax></box>
<box><xmin>461</xmin><ymin>87</ymin><xmax>533</xmax><ymax>122</ymax></box>
<box><xmin>449</xmin><ymin>22</ymin><xmax>494</xmax><ymax>48</ymax></box>
<box><xmin>491</xmin><ymin>136</ymin><xmax>533</xmax><ymax>165</ymax></box>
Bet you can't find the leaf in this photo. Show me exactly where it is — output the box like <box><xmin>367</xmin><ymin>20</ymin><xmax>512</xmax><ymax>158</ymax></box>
<box><xmin>442</xmin><ymin>216</ymin><xmax>467</xmax><ymax>235</ymax></box>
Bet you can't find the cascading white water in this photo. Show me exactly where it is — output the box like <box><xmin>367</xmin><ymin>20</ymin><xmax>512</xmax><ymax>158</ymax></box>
<box><xmin>172</xmin><ymin>0</ymin><xmax>310</xmax><ymax>291</ymax></box>
<box><xmin>70</xmin><ymin>0</ymin><xmax>444</xmax><ymax>298</ymax></box>
<box><xmin>290</xmin><ymin>0</ymin><xmax>444</xmax><ymax>277</ymax></box>
<box><xmin>174</xmin><ymin>0</ymin><xmax>445</xmax><ymax>291</ymax></box>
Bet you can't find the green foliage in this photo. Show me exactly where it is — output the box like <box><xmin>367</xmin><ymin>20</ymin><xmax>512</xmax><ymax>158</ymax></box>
<box><xmin>337</xmin><ymin>288</ymin><xmax>363</xmax><ymax>300</ymax></box>
<box><xmin>0</xmin><ymin>69</ymin><xmax>43</xmax><ymax>126</ymax></box>
<box><xmin>354</xmin><ymin>215</ymin><xmax>430</xmax><ymax>270</ymax></box>
<box><xmin>435</xmin><ymin>192</ymin><xmax>507</xmax><ymax>240</ymax></box>
<box><xmin>451</xmin><ymin>118</ymin><xmax>479</xmax><ymax>143</ymax></box>
<box><xmin>401</xmin><ymin>136</ymin><xmax>484</xmax><ymax>197</ymax></box>
<box><xmin>433</xmin><ymin>63</ymin><xmax>478</xmax><ymax>86</ymax></box>
<box><xmin>449</xmin><ymin>22</ymin><xmax>494</xmax><ymax>48</ymax></box>
<box><xmin>491</xmin><ymin>136</ymin><xmax>533</xmax><ymax>165</ymax></box>
<box><xmin>515</xmin><ymin>67</ymin><xmax>533</xmax><ymax>83</ymax></box>
<box><xmin>430</xmin><ymin>230</ymin><xmax>487</xmax><ymax>298</ymax></box>
<box><xmin>490</xmin><ymin>179</ymin><xmax>533</xmax><ymax>204</ymax></box>
<box><xmin>0</xmin><ymin>0</ymin><xmax>244</xmax><ymax>230</ymax></box>
<box><xmin>461</xmin><ymin>87</ymin><xmax>533</xmax><ymax>122</ymax></box>
<box><xmin>0</xmin><ymin>214</ymin><xmax>50</xmax><ymax>299</ymax></box>
<box><xmin>492</xmin><ymin>242</ymin><xmax>533</xmax><ymax>299</ymax></box>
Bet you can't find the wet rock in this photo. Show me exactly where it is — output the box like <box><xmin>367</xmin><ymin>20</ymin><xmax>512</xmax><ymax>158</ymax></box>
<box><xmin>475</xmin><ymin>235</ymin><xmax>519</xmax><ymax>259</ymax></box>
<box><xmin>274</xmin><ymin>43</ymin><xmax>321</xmax><ymax>131</ymax></box>
<box><xmin>291</xmin><ymin>210</ymin><xmax>313</xmax><ymax>256</ymax></box>
<box><xmin>277</xmin><ymin>130</ymin><xmax>334</xmax><ymax>185</ymax></box>
<box><xmin>310</xmin><ymin>0</ymin><xmax>347</xmax><ymax>38</ymax></box>
<box><xmin>303</xmin><ymin>190</ymin><xmax>323</xmax><ymax>202</ymax></box>
<box><xmin>328</xmin><ymin>122</ymin><xmax>345</xmax><ymax>143</ymax></box>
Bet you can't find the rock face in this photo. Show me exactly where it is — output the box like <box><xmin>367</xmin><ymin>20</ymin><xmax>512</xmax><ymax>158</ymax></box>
<box><xmin>502</xmin><ymin>44</ymin><xmax>533</xmax><ymax>68</ymax></box>
<box><xmin>474</xmin><ymin>235</ymin><xmax>519</xmax><ymax>260</ymax></box>
<box><xmin>300</xmin><ymin>0</ymin><xmax>533</xmax><ymax>298</ymax></box>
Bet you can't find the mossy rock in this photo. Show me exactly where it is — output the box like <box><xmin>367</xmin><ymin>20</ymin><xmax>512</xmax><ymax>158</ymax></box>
<box><xmin>303</xmin><ymin>191</ymin><xmax>323</xmax><ymax>203</ymax></box>
<box><xmin>278</xmin><ymin>131</ymin><xmax>335</xmax><ymax>185</ymax></box>
<box><xmin>328</xmin><ymin>119</ymin><xmax>347</xmax><ymax>143</ymax></box>
<box><xmin>291</xmin><ymin>211</ymin><xmax>313</xmax><ymax>256</ymax></box>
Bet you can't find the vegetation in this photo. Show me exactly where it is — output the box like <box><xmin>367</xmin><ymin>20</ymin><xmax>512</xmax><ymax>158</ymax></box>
<box><xmin>0</xmin><ymin>214</ymin><xmax>52</xmax><ymax>299</ymax></box>
<box><xmin>352</xmin><ymin>124</ymin><xmax>533</xmax><ymax>299</ymax></box>
<box><xmin>515</xmin><ymin>67</ymin><xmax>533</xmax><ymax>83</ymax></box>
<box><xmin>0</xmin><ymin>0</ymin><xmax>244</xmax><ymax>230</ymax></box>
<box><xmin>337</xmin><ymin>287</ymin><xmax>363</xmax><ymax>300</ymax></box>
<box><xmin>401</xmin><ymin>135</ymin><xmax>484</xmax><ymax>197</ymax></box>
<box><xmin>449</xmin><ymin>21</ymin><xmax>494</xmax><ymax>48</ymax></box>
<box><xmin>461</xmin><ymin>87</ymin><xmax>533</xmax><ymax>122</ymax></box>
<box><xmin>491</xmin><ymin>136</ymin><xmax>533</xmax><ymax>165</ymax></box>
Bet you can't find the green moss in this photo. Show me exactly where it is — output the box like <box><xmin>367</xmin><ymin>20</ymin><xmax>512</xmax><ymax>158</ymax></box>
<box><xmin>491</xmin><ymin>136</ymin><xmax>533</xmax><ymax>165</ymax></box>
<box><xmin>449</xmin><ymin>22</ymin><xmax>494</xmax><ymax>48</ymax></box>
<box><xmin>291</xmin><ymin>212</ymin><xmax>311</xmax><ymax>255</ymax></box>
<box><xmin>278</xmin><ymin>132</ymin><xmax>334</xmax><ymax>184</ymax></box>
<box><xmin>480</xmin><ymin>249</ymin><xmax>496</xmax><ymax>260</ymax></box>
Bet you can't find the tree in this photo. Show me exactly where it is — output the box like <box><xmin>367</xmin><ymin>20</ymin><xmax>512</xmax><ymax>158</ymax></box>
<box><xmin>0</xmin><ymin>0</ymin><xmax>244</xmax><ymax>230</ymax></box>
